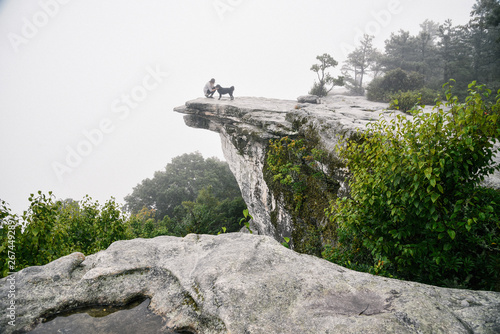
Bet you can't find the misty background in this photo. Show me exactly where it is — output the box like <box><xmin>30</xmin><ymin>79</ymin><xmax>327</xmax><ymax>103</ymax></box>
<box><xmin>0</xmin><ymin>0</ymin><xmax>476</xmax><ymax>214</ymax></box>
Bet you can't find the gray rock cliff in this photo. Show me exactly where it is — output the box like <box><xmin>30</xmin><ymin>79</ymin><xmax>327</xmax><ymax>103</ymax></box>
<box><xmin>1</xmin><ymin>233</ymin><xmax>500</xmax><ymax>333</ymax></box>
<box><xmin>174</xmin><ymin>95</ymin><xmax>500</xmax><ymax>251</ymax></box>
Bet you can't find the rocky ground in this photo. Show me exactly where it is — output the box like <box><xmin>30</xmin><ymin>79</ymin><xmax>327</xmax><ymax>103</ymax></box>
<box><xmin>1</xmin><ymin>233</ymin><xmax>500</xmax><ymax>333</ymax></box>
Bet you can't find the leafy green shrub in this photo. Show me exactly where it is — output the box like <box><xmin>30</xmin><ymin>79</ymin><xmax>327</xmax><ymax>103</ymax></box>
<box><xmin>329</xmin><ymin>81</ymin><xmax>500</xmax><ymax>290</ymax></box>
<box><xmin>0</xmin><ymin>192</ymin><xmax>131</xmax><ymax>277</ymax></box>
<box><xmin>389</xmin><ymin>90</ymin><xmax>422</xmax><ymax>112</ymax></box>
<box><xmin>367</xmin><ymin>68</ymin><xmax>425</xmax><ymax>102</ymax></box>
<box><xmin>418</xmin><ymin>87</ymin><xmax>441</xmax><ymax>105</ymax></box>
<box><xmin>388</xmin><ymin>88</ymin><xmax>440</xmax><ymax>111</ymax></box>
<box><xmin>389</xmin><ymin>88</ymin><xmax>442</xmax><ymax>112</ymax></box>
<box><xmin>406</xmin><ymin>71</ymin><xmax>425</xmax><ymax>91</ymax></box>
<box><xmin>180</xmin><ymin>186</ymin><xmax>246</xmax><ymax>235</ymax></box>
<box><xmin>366</xmin><ymin>77</ymin><xmax>391</xmax><ymax>102</ymax></box>
<box><xmin>64</xmin><ymin>196</ymin><xmax>131</xmax><ymax>254</ymax></box>
<box><xmin>383</xmin><ymin>68</ymin><xmax>411</xmax><ymax>91</ymax></box>
<box><xmin>309</xmin><ymin>81</ymin><xmax>328</xmax><ymax>97</ymax></box>
<box><xmin>126</xmin><ymin>207</ymin><xmax>172</xmax><ymax>238</ymax></box>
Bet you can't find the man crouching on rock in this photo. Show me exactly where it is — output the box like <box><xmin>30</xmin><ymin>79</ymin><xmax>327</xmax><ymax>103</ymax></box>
<box><xmin>204</xmin><ymin>78</ymin><xmax>217</xmax><ymax>98</ymax></box>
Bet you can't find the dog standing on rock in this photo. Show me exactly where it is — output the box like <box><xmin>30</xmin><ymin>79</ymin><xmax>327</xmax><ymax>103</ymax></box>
<box><xmin>214</xmin><ymin>85</ymin><xmax>235</xmax><ymax>100</ymax></box>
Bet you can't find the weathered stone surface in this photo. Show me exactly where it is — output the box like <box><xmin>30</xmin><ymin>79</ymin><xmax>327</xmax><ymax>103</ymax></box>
<box><xmin>1</xmin><ymin>233</ymin><xmax>499</xmax><ymax>333</ymax></box>
<box><xmin>174</xmin><ymin>95</ymin><xmax>500</xmax><ymax>246</ymax></box>
<box><xmin>175</xmin><ymin>97</ymin><xmax>302</xmax><ymax>241</ymax></box>
<box><xmin>174</xmin><ymin>95</ymin><xmax>394</xmax><ymax>244</ymax></box>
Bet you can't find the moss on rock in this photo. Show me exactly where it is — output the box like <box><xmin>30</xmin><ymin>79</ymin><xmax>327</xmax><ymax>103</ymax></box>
<box><xmin>263</xmin><ymin>129</ymin><xmax>344</xmax><ymax>256</ymax></box>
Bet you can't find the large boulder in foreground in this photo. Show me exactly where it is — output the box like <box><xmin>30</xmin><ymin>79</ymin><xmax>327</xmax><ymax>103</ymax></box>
<box><xmin>1</xmin><ymin>233</ymin><xmax>499</xmax><ymax>333</ymax></box>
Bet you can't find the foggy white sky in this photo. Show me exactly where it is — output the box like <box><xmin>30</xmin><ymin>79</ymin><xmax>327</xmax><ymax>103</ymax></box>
<box><xmin>0</xmin><ymin>0</ymin><xmax>477</xmax><ymax>214</ymax></box>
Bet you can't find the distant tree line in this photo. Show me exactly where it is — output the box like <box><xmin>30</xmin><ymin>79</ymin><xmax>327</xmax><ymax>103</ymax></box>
<box><xmin>0</xmin><ymin>152</ymin><xmax>246</xmax><ymax>277</ymax></box>
<box><xmin>310</xmin><ymin>0</ymin><xmax>500</xmax><ymax>101</ymax></box>
<box><xmin>124</xmin><ymin>152</ymin><xmax>246</xmax><ymax>237</ymax></box>
<box><xmin>347</xmin><ymin>0</ymin><xmax>500</xmax><ymax>101</ymax></box>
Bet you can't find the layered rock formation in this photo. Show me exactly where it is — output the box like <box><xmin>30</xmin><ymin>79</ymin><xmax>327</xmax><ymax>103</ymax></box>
<box><xmin>174</xmin><ymin>95</ymin><xmax>388</xmax><ymax>249</ymax></box>
<box><xmin>174</xmin><ymin>95</ymin><xmax>500</xmax><ymax>251</ymax></box>
<box><xmin>2</xmin><ymin>233</ymin><xmax>500</xmax><ymax>333</ymax></box>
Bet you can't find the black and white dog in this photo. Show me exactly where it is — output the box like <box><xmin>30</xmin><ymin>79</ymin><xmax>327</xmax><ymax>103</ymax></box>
<box><xmin>214</xmin><ymin>84</ymin><xmax>235</xmax><ymax>100</ymax></box>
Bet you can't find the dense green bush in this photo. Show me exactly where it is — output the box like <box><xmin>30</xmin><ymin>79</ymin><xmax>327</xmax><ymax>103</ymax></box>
<box><xmin>125</xmin><ymin>152</ymin><xmax>243</xmax><ymax>221</ymax></box>
<box><xmin>125</xmin><ymin>153</ymin><xmax>247</xmax><ymax>238</ymax></box>
<box><xmin>126</xmin><ymin>207</ymin><xmax>173</xmax><ymax>238</ymax></box>
<box><xmin>328</xmin><ymin>81</ymin><xmax>500</xmax><ymax>290</ymax></box>
<box><xmin>309</xmin><ymin>81</ymin><xmax>328</xmax><ymax>97</ymax></box>
<box><xmin>0</xmin><ymin>192</ymin><xmax>131</xmax><ymax>277</ymax></box>
<box><xmin>367</xmin><ymin>68</ymin><xmax>425</xmax><ymax>102</ymax></box>
<box><xmin>127</xmin><ymin>186</ymin><xmax>246</xmax><ymax>238</ymax></box>
<box><xmin>418</xmin><ymin>87</ymin><xmax>441</xmax><ymax>105</ymax></box>
<box><xmin>174</xmin><ymin>186</ymin><xmax>246</xmax><ymax>236</ymax></box>
<box><xmin>388</xmin><ymin>90</ymin><xmax>423</xmax><ymax>113</ymax></box>
<box><xmin>388</xmin><ymin>88</ymin><xmax>440</xmax><ymax>112</ymax></box>
<box><xmin>365</xmin><ymin>77</ymin><xmax>390</xmax><ymax>102</ymax></box>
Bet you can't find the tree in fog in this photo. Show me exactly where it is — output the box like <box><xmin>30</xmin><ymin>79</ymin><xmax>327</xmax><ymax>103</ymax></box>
<box><xmin>124</xmin><ymin>152</ymin><xmax>243</xmax><ymax>221</ymax></box>
<box><xmin>342</xmin><ymin>34</ymin><xmax>378</xmax><ymax>95</ymax></box>
<box><xmin>309</xmin><ymin>53</ymin><xmax>344</xmax><ymax>97</ymax></box>
<box><xmin>414</xmin><ymin>20</ymin><xmax>442</xmax><ymax>86</ymax></box>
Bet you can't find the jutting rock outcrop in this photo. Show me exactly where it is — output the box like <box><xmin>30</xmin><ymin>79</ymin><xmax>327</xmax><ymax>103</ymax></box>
<box><xmin>1</xmin><ymin>233</ymin><xmax>500</xmax><ymax>333</ymax></box>
<box><xmin>174</xmin><ymin>95</ymin><xmax>500</xmax><ymax>252</ymax></box>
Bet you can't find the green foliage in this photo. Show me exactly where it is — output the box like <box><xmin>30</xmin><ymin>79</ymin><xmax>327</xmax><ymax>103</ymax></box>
<box><xmin>124</xmin><ymin>152</ymin><xmax>247</xmax><ymax>238</ymax></box>
<box><xmin>309</xmin><ymin>81</ymin><xmax>328</xmax><ymax>97</ymax></box>
<box><xmin>125</xmin><ymin>152</ymin><xmax>242</xmax><ymax>221</ymax></box>
<box><xmin>309</xmin><ymin>53</ymin><xmax>344</xmax><ymax>97</ymax></box>
<box><xmin>282</xmin><ymin>237</ymin><xmax>290</xmax><ymax>248</ymax></box>
<box><xmin>371</xmin><ymin>5</ymin><xmax>500</xmax><ymax>96</ymax></box>
<box><xmin>267</xmin><ymin>137</ymin><xmax>328</xmax><ymax>211</ymax></box>
<box><xmin>389</xmin><ymin>90</ymin><xmax>423</xmax><ymax>113</ymax></box>
<box><xmin>388</xmin><ymin>88</ymin><xmax>440</xmax><ymax>112</ymax></box>
<box><xmin>0</xmin><ymin>192</ymin><xmax>131</xmax><ymax>277</ymax></box>
<box><xmin>417</xmin><ymin>87</ymin><xmax>441</xmax><ymax>105</ymax></box>
<box><xmin>329</xmin><ymin>81</ymin><xmax>500</xmax><ymax>290</ymax></box>
<box><xmin>367</xmin><ymin>68</ymin><xmax>425</xmax><ymax>102</ymax></box>
<box><xmin>126</xmin><ymin>207</ymin><xmax>173</xmax><ymax>238</ymax></box>
<box><xmin>179</xmin><ymin>186</ymin><xmax>246</xmax><ymax>236</ymax></box>
<box><xmin>365</xmin><ymin>77</ymin><xmax>391</xmax><ymax>102</ymax></box>
<box><xmin>239</xmin><ymin>208</ymin><xmax>253</xmax><ymax>234</ymax></box>
<box><xmin>266</xmin><ymin>135</ymin><xmax>340</xmax><ymax>255</ymax></box>
<box><xmin>342</xmin><ymin>34</ymin><xmax>377</xmax><ymax>96</ymax></box>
